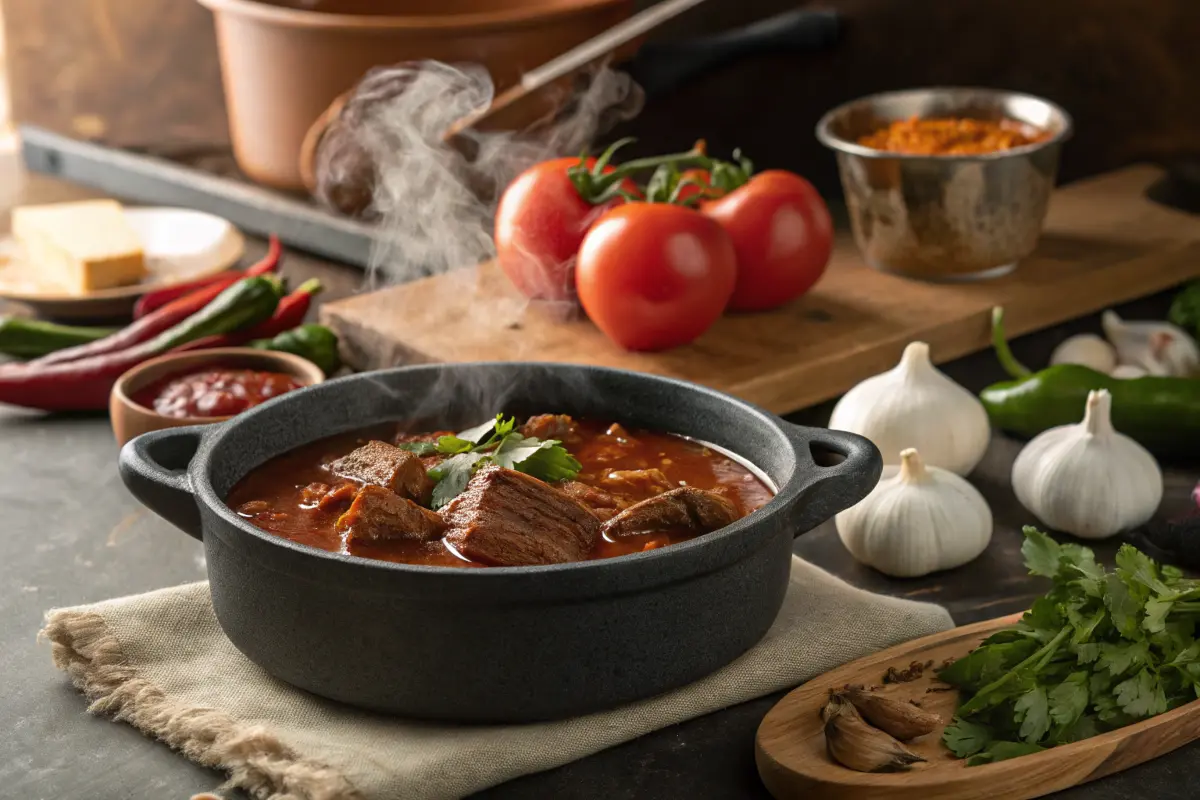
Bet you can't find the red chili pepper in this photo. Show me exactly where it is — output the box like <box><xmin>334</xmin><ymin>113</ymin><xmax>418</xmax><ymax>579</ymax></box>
<box><xmin>174</xmin><ymin>279</ymin><xmax>323</xmax><ymax>352</ymax></box>
<box><xmin>132</xmin><ymin>235</ymin><xmax>283</xmax><ymax>319</ymax></box>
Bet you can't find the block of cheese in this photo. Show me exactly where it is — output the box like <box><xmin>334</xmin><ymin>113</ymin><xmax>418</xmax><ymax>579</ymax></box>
<box><xmin>11</xmin><ymin>200</ymin><xmax>146</xmax><ymax>294</ymax></box>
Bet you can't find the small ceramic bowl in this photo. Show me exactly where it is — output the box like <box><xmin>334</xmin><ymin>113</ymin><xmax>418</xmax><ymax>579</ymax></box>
<box><xmin>110</xmin><ymin>347</ymin><xmax>325</xmax><ymax>447</ymax></box>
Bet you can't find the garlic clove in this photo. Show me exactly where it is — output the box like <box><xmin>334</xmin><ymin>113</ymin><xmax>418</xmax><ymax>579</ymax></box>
<box><xmin>1101</xmin><ymin>310</ymin><xmax>1200</xmax><ymax>377</ymax></box>
<box><xmin>1110</xmin><ymin>364</ymin><xmax>1147</xmax><ymax>379</ymax></box>
<box><xmin>829</xmin><ymin>342</ymin><xmax>991</xmax><ymax>477</ymax></box>
<box><xmin>1049</xmin><ymin>334</ymin><xmax>1117</xmax><ymax>373</ymax></box>
<box><xmin>1011</xmin><ymin>389</ymin><xmax>1163</xmax><ymax>539</ymax></box>
<box><xmin>835</xmin><ymin>448</ymin><xmax>993</xmax><ymax>578</ymax></box>
<box><xmin>822</xmin><ymin>694</ymin><xmax>926</xmax><ymax>772</ymax></box>
<box><xmin>842</xmin><ymin>686</ymin><xmax>942</xmax><ymax>740</ymax></box>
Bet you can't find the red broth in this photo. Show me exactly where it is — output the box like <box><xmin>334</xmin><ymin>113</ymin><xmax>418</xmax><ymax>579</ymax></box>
<box><xmin>226</xmin><ymin>419</ymin><xmax>775</xmax><ymax>567</ymax></box>
<box><xmin>134</xmin><ymin>368</ymin><xmax>305</xmax><ymax>418</ymax></box>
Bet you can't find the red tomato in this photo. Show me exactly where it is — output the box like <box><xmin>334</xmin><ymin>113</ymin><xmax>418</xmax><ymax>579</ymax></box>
<box><xmin>702</xmin><ymin>170</ymin><xmax>834</xmax><ymax>312</ymax></box>
<box><xmin>575</xmin><ymin>204</ymin><xmax>737</xmax><ymax>351</ymax></box>
<box><xmin>494</xmin><ymin>157</ymin><xmax>624</xmax><ymax>303</ymax></box>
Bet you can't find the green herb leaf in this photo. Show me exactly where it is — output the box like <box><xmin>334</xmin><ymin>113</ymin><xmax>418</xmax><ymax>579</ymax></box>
<box><xmin>457</xmin><ymin>416</ymin><xmax>502</xmax><ymax>444</ymax></box>
<box><xmin>1075</xmin><ymin>642</ymin><xmax>1103</xmax><ymax>664</ymax></box>
<box><xmin>1116</xmin><ymin>545</ymin><xmax>1172</xmax><ymax>598</ymax></box>
<box><xmin>1096</xmin><ymin>640</ymin><xmax>1150</xmax><ymax>677</ymax></box>
<box><xmin>966</xmin><ymin>741</ymin><xmax>1046</xmax><ymax>767</ymax></box>
<box><xmin>943</xmin><ymin>717</ymin><xmax>993</xmax><ymax>757</ymax></box>
<box><xmin>1104</xmin><ymin>573</ymin><xmax>1143</xmax><ymax>640</ymax></box>
<box><xmin>1048</xmin><ymin>672</ymin><xmax>1089</xmax><ymax>727</ymax></box>
<box><xmin>937</xmin><ymin>638</ymin><xmax>1038</xmax><ymax>692</ymax></box>
<box><xmin>436</xmin><ymin>435</ymin><xmax>476</xmax><ymax>455</ymax></box>
<box><xmin>428</xmin><ymin>452</ymin><xmax>489</xmax><ymax>509</ymax></box>
<box><xmin>1067</xmin><ymin>606</ymin><xmax>1106</xmax><ymax>645</ymax></box>
<box><xmin>1014</xmin><ymin>686</ymin><xmax>1051</xmax><ymax>743</ymax></box>
<box><xmin>1114</xmin><ymin>668</ymin><xmax>1168</xmax><ymax>718</ymax></box>
<box><xmin>395</xmin><ymin>441</ymin><xmax>438</xmax><ymax>456</ymax></box>
<box><xmin>516</xmin><ymin>444</ymin><xmax>583</xmax><ymax>483</ymax></box>
<box><xmin>1050</xmin><ymin>714</ymin><xmax>1100</xmax><ymax>745</ymax></box>
<box><xmin>1022</xmin><ymin>528</ymin><xmax>1063</xmax><ymax>578</ymax></box>
<box><xmin>1144</xmin><ymin>598</ymin><xmax>1175</xmax><ymax>634</ymax></box>
<box><xmin>1022</xmin><ymin>597</ymin><xmax>1066</xmax><ymax>636</ymax></box>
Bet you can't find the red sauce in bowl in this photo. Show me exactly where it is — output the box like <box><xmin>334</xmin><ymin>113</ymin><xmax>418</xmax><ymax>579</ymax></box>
<box><xmin>134</xmin><ymin>368</ymin><xmax>306</xmax><ymax>419</ymax></box>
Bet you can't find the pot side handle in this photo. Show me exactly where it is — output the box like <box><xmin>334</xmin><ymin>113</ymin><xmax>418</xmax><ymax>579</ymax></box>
<box><xmin>118</xmin><ymin>426</ymin><xmax>207</xmax><ymax>541</ymax></box>
<box><xmin>625</xmin><ymin>9</ymin><xmax>841</xmax><ymax>98</ymax></box>
<box><xmin>782</xmin><ymin>425</ymin><xmax>882</xmax><ymax>537</ymax></box>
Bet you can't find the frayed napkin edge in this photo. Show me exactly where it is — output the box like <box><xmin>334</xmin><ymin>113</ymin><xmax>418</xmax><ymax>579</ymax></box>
<box><xmin>40</xmin><ymin>608</ymin><xmax>362</xmax><ymax>800</ymax></box>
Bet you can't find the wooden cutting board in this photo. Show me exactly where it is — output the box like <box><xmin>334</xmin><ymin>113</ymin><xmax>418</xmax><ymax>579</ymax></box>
<box><xmin>321</xmin><ymin>166</ymin><xmax>1200</xmax><ymax>415</ymax></box>
<box><xmin>755</xmin><ymin>613</ymin><xmax>1200</xmax><ymax>800</ymax></box>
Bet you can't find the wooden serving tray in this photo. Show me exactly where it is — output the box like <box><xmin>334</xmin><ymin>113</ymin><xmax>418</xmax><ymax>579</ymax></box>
<box><xmin>755</xmin><ymin>614</ymin><xmax>1200</xmax><ymax>800</ymax></box>
<box><xmin>321</xmin><ymin>166</ymin><xmax>1200</xmax><ymax>415</ymax></box>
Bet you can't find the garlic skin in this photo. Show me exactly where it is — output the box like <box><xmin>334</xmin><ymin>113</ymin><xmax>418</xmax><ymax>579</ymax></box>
<box><xmin>1110</xmin><ymin>364</ymin><xmax>1147</xmax><ymax>380</ymax></box>
<box><xmin>835</xmin><ymin>448</ymin><xmax>993</xmax><ymax>578</ymax></box>
<box><xmin>829</xmin><ymin>342</ymin><xmax>990</xmax><ymax>476</ymax></box>
<box><xmin>1101</xmin><ymin>310</ymin><xmax>1200</xmax><ymax>377</ymax></box>
<box><xmin>1049</xmin><ymin>334</ymin><xmax>1117</xmax><ymax>373</ymax></box>
<box><xmin>1011</xmin><ymin>389</ymin><xmax>1162</xmax><ymax>539</ymax></box>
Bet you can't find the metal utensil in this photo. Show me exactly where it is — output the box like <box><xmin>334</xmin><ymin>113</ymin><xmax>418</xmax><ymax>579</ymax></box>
<box><xmin>444</xmin><ymin>0</ymin><xmax>710</xmax><ymax>139</ymax></box>
<box><xmin>816</xmin><ymin>87</ymin><xmax>1073</xmax><ymax>281</ymax></box>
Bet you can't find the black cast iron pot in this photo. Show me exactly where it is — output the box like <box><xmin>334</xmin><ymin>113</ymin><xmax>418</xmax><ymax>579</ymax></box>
<box><xmin>119</xmin><ymin>363</ymin><xmax>880</xmax><ymax>723</ymax></box>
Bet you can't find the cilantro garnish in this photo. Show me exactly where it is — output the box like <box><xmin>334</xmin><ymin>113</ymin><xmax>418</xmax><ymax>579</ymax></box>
<box><xmin>939</xmin><ymin>527</ymin><xmax>1200</xmax><ymax>765</ymax></box>
<box><xmin>400</xmin><ymin>415</ymin><xmax>582</xmax><ymax>509</ymax></box>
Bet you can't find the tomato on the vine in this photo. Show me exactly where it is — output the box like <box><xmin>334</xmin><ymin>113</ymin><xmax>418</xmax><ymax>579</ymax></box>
<box><xmin>575</xmin><ymin>204</ymin><xmax>737</xmax><ymax>352</ymax></box>
<box><xmin>494</xmin><ymin>157</ymin><xmax>630</xmax><ymax>303</ymax></box>
<box><xmin>702</xmin><ymin>170</ymin><xmax>833</xmax><ymax>312</ymax></box>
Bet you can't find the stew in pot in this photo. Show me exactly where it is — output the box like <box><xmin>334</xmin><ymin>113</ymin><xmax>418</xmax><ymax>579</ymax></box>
<box><xmin>227</xmin><ymin>414</ymin><xmax>774</xmax><ymax>568</ymax></box>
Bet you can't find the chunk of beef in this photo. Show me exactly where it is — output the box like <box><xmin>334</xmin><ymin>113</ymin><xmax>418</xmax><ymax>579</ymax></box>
<box><xmin>601</xmin><ymin>487</ymin><xmax>741</xmax><ymax>539</ymax></box>
<box><xmin>336</xmin><ymin>485</ymin><xmax>445</xmax><ymax>544</ymax></box>
<box><xmin>441</xmin><ymin>465</ymin><xmax>600</xmax><ymax>566</ymax></box>
<box><xmin>557</xmin><ymin>480</ymin><xmax>626</xmax><ymax>521</ymax></box>
<box><xmin>300</xmin><ymin>481</ymin><xmax>359</xmax><ymax>512</ymax></box>
<box><xmin>521</xmin><ymin>414</ymin><xmax>578</xmax><ymax>442</ymax></box>
<box><xmin>328</xmin><ymin>440</ymin><xmax>433</xmax><ymax>504</ymax></box>
<box><xmin>601</xmin><ymin>468</ymin><xmax>675</xmax><ymax>497</ymax></box>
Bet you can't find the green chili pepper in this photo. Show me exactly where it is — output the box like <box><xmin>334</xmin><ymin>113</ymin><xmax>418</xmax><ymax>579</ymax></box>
<box><xmin>251</xmin><ymin>324</ymin><xmax>340</xmax><ymax>375</ymax></box>
<box><xmin>979</xmin><ymin>307</ymin><xmax>1200</xmax><ymax>459</ymax></box>
<box><xmin>0</xmin><ymin>317</ymin><xmax>117</xmax><ymax>359</ymax></box>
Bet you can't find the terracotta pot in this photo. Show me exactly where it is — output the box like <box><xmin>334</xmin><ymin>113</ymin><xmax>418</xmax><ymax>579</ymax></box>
<box><xmin>197</xmin><ymin>0</ymin><xmax>635</xmax><ymax>191</ymax></box>
<box><xmin>110</xmin><ymin>347</ymin><xmax>326</xmax><ymax>447</ymax></box>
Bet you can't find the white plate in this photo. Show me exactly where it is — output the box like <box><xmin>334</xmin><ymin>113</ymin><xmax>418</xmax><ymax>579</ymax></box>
<box><xmin>0</xmin><ymin>206</ymin><xmax>245</xmax><ymax>319</ymax></box>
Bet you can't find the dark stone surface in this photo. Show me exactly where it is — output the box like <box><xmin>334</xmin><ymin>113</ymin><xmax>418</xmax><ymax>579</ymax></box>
<box><xmin>0</xmin><ymin>242</ymin><xmax>1195</xmax><ymax>798</ymax></box>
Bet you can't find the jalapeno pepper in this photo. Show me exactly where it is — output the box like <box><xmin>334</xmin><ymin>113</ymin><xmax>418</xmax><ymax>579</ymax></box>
<box><xmin>979</xmin><ymin>307</ymin><xmax>1200</xmax><ymax>458</ymax></box>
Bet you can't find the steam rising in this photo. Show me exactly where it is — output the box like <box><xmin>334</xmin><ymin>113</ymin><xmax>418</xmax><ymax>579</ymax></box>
<box><xmin>357</xmin><ymin>61</ymin><xmax>644</xmax><ymax>285</ymax></box>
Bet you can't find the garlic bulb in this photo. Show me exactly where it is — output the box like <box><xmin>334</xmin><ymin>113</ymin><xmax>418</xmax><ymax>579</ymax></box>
<box><xmin>1110</xmin><ymin>364</ymin><xmax>1147</xmax><ymax>379</ymax></box>
<box><xmin>1101</xmin><ymin>310</ymin><xmax>1200</xmax><ymax>377</ymax></box>
<box><xmin>835</xmin><ymin>448</ymin><xmax>993</xmax><ymax>578</ymax></box>
<box><xmin>829</xmin><ymin>342</ymin><xmax>990</xmax><ymax>476</ymax></box>
<box><xmin>1011</xmin><ymin>389</ymin><xmax>1162</xmax><ymax>539</ymax></box>
<box><xmin>1049</xmin><ymin>334</ymin><xmax>1117</xmax><ymax>373</ymax></box>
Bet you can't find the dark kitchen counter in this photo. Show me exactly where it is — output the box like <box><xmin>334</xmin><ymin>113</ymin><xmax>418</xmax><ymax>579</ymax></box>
<box><xmin>1</xmin><ymin>172</ymin><xmax>1197</xmax><ymax>800</ymax></box>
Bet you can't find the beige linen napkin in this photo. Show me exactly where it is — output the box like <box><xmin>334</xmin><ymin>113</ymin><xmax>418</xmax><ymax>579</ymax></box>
<box><xmin>43</xmin><ymin>556</ymin><xmax>952</xmax><ymax>800</ymax></box>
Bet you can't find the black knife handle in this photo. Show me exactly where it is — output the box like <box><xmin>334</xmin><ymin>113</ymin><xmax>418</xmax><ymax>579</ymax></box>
<box><xmin>625</xmin><ymin>9</ymin><xmax>841</xmax><ymax>98</ymax></box>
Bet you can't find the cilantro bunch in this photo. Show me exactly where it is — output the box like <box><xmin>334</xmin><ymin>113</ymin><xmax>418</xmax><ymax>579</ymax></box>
<box><xmin>941</xmin><ymin>528</ymin><xmax>1200</xmax><ymax>766</ymax></box>
<box><xmin>398</xmin><ymin>415</ymin><xmax>582</xmax><ymax>509</ymax></box>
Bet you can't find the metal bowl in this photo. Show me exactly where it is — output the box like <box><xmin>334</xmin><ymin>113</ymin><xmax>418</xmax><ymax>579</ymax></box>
<box><xmin>816</xmin><ymin>87</ymin><xmax>1073</xmax><ymax>281</ymax></box>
